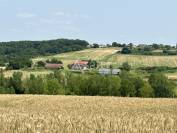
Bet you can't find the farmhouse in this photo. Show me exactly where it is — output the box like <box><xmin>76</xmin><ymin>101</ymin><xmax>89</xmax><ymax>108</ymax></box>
<box><xmin>45</xmin><ymin>63</ymin><xmax>63</xmax><ymax>69</ymax></box>
<box><xmin>99</xmin><ymin>68</ymin><xmax>121</xmax><ymax>75</ymax></box>
<box><xmin>70</xmin><ymin>60</ymin><xmax>89</xmax><ymax>70</ymax></box>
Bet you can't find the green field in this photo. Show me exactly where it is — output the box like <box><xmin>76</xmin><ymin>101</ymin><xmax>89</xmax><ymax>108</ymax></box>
<box><xmin>33</xmin><ymin>48</ymin><xmax>177</xmax><ymax>68</ymax></box>
<box><xmin>4</xmin><ymin>48</ymin><xmax>177</xmax><ymax>80</ymax></box>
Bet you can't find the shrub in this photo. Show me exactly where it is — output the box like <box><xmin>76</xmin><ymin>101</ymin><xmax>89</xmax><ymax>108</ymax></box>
<box><xmin>149</xmin><ymin>73</ymin><xmax>175</xmax><ymax>97</ymax></box>
<box><xmin>9</xmin><ymin>72</ymin><xmax>24</xmax><ymax>94</ymax></box>
<box><xmin>122</xmin><ymin>62</ymin><xmax>131</xmax><ymax>71</ymax></box>
<box><xmin>0</xmin><ymin>87</ymin><xmax>15</xmax><ymax>94</ymax></box>
<box><xmin>37</xmin><ymin>61</ymin><xmax>46</xmax><ymax>67</ymax></box>
<box><xmin>45</xmin><ymin>78</ymin><xmax>64</xmax><ymax>95</ymax></box>
<box><xmin>140</xmin><ymin>83</ymin><xmax>154</xmax><ymax>97</ymax></box>
<box><xmin>121</xmin><ymin>47</ymin><xmax>131</xmax><ymax>54</ymax></box>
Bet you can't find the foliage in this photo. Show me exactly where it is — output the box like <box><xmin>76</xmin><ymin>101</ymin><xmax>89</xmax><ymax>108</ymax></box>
<box><xmin>120</xmin><ymin>43</ymin><xmax>177</xmax><ymax>56</ymax></box>
<box><xmin>24</xmin><ymin>74</ymin><xmax>45</xmax><ymax>94</ymax></box>
<box><xmin>120</xmin><ymin>72</ymin><xmax>136</xmax><ymax>97</ymax></box>
<box><xmin>140</xmin><ymin>82</ymin><xmax>154</xmax><ymax>97</ymax></box>
<box><xmin>149</xmin><ymin>73</ymin><xmax>175</xmax><ymax>97</ymax></box>
<box><xmin>0</xmin><ymin>39</ymin><xmax>89</xmax><ymax>69</ymax></box>
<box><xmin>88</xmin><ymin>60</ymin><xmax>98</xmax><ymax>68</ymax></box>
<box><xmin>121</xmin><ymin>46</ymin><xmax>131</xmax><ymax>54</ymax></box>
<box><xmin>121</xmin><ymin>62</ymin><xmax>131</xmax><ymax>71</ymax></box>
<box><xmin>9</xmin><ymin>72</ymin><xmax>24</xmax><ymax>94</ymax></box>
<box><xmin>7</xmin><ymin>57</ymin><xmax>32</xmax><ymax>70</ymax></box>
<box><xmin>46</xmin><ymin>58</ymin><xmax>63</xmax><ymax>64</ymax></box>
<box><xmin>37</xmin><ymin>61</ymin><xmax>46</xmax><ymax>67</ymax></box>
<box><xmin>92</xmin><ymin>43</ymin><xmax>99</xmax><ymax>48</ymax></box>
<box><xmin>0</xmin><ymin>87</ymin><xmax>15</xmax><ymax>94</ymax></box>
<box><xmin>0</xmin><ymin>69</ymin><xmax>176</xmax><ymax>98</ymax></box>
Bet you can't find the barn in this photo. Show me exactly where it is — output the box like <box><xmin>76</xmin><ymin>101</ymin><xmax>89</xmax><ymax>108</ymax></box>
<box><xmin>99</xmin><ymin>68</ymin><xmax>121</xmax><ymax>75</ymax></box>
<box><xmin>45</xmin><ymin>63</ymin><xmax>63</xmax><ymax>69</ymax></box>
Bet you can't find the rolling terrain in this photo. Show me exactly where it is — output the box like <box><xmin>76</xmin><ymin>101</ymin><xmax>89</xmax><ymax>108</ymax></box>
<box><xmin>0</xmin><ymin>95</ymin><xmax>176</xmax><ymax>132</ymax></box>
<box><xmin>4</xmin><ymin>47</ymin><xmax>177</xmax><ymax>80</ymax></box>
<box><xmin>33</xmin><ymin>48</ymin><xmax>177</xmax><ymax>68</ymax></box>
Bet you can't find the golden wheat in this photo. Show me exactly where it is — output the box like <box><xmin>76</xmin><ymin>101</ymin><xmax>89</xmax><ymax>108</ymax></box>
<box><xmin>0</xmin><ymin>95</ymin><xmax>176</xmax><ymax>133</ymax></box>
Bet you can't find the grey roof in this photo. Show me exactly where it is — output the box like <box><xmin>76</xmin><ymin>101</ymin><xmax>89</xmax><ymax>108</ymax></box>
<box><xmin>99</xmin><ymin>68</ymin><xmax>121</xmax><ymax>75</ymax></box>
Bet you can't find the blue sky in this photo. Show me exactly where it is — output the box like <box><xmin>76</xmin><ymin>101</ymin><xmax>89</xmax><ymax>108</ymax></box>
<box><xmin>0</xmin><ymin>0</ymin><xmax>177</xmax><ymax>44</ymax></box>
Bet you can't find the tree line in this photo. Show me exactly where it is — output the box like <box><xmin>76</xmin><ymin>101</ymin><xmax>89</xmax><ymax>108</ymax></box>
<box><xmin>120</xmin><ymin>43</ymin><xmax>177</xmax><ymax>55</ymax></box>
<box><xmin>0</xmin><ymin>69</ymin><xmax>176</xmax><ymax>98</ymax></box>
<box><xmin>0</xmin><ymin>39</ymin><xmax>89</xmax><ymax>69</ymax></box>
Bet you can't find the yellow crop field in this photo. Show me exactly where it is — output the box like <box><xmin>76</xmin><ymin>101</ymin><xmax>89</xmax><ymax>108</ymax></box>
<box><xmin>107</xmin><ymin>54</ymin><xmax>177</xmax><ymax>68</ymax></box>
<box><xmin>4</xmin><ymin>69</ymin><xmax>53</xmax><ymax>79</ymax></box>
<box><xmin>0</xmin><ymin>95</ymin><xmax>176</xmax><ymax>133</ymax></box>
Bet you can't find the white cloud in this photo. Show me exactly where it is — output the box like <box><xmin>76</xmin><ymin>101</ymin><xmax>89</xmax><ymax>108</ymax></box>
<box><xmin>17</xmin><ymin>12</ymin><xmax>37</xmax><ymax>19</ymax></box>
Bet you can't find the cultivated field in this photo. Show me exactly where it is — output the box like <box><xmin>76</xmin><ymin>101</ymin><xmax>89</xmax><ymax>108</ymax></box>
<box><xmin>4</xmin><ymin>48</ymin><xmax>177</xmax><ymax>79</ymax></box>
<box><xmin>0</xmin><ymin>95</ymin><xmax>176</xmax><ymax>133</ymax></box>
<box><xmin>33</xmin><ymin>48</ymin><xmax>119</xmax><ymax>68</ymax></box>
<box><xmin>4</xmin><ymin>69</ymin><xmax>53</xmax><ymax>79</ymax></box>
<box><xmin>33</xmin><ymin>48</ymin><xmax>177</xmax><ymax>68</ymax></box>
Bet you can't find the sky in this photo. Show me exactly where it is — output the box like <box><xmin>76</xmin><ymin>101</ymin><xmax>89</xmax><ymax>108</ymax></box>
<box><xmin>0</xmin><ymin>0</ymin><xmax>177</xmax><ymax>45</ymax></box>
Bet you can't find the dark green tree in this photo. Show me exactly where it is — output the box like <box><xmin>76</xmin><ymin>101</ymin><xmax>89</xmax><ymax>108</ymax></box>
<box><xmin>122</xmin><ymin>62</ymin><xmax>131</xmax><ymax>71</ymax></box>
<box><xmin>120</xmin><ymin>72</ymin><xmax>136</xmax><ymax>97</ymax></box>
<box><xmin>140</xmin><ymin>82</ymin><xmax>154</xmax><ymax>97</ymax></box>
<box><xmin>37</xmin><ymin>61</ymin><xmax>46</xmax><ymax>67</ymax></box>
<box><xmin>121</xmin><ymin>46</ymin><xmax>131</xmax><ymax>54</ymax></box>
<box><xmin>9</xmin><ymin>72</ymin><xmax>24</xmax><ymax>94</ymax></box>
<box><xmin>149</xmin><ymin>73</ymin><xmax>175</xmax><ymax>97</ymax></box>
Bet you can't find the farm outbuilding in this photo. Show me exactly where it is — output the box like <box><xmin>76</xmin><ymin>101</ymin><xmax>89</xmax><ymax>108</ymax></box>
<box><xmin>99</xmin><ymin>68</ymin><xmax>121</xmax><ymax>75</ymax></box>
<box><xmin>45</xmin><ymin>63</ymin><xmax>63</xmax><ymax>69</ymax></box>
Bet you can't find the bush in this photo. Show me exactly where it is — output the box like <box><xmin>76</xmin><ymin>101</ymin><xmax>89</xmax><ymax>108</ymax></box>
<box><xmin>149</xmin><ymin>73</ymin><xmax>175</xmax><ymax>97</ymax></box>
<box><xmin>122</xmin><ymin>62</ymin><xmax>131</xmax><ymax>71</ymax></box>
<box><xmin>121</xmin><ymin>47</ymin><xmax>131</xmax><ymax>54</ymax></box>
<box><xmin>140</xmin><ymin>83</ymin><xmax>154</xmax><ymax>97</ymax></box>
<box><xmin>37</xmin><ymin>61</ymin><xmax>46</xmax><ymax>67</ymax></box>
<box><xmin>46</xmin><ymin>58</ymin><xmax>63</xmax><ymax>64</ymax></box>
<box><xmin>24</xmin><ymin>74</ymin><xmax>45</xmax><ymax>94</ymax></box>
<box><xmin>120</xmin><ymin>72</ymin><xmax>136</xmax><ymax>97</ymax></box>
<box><xmin>0</xmin><ymin>87</ymin><xmax>15</xmax><ymax>94</ymax></box>
<box><xmin>44</xmin><ymin>75</ymin><xmax>64</xmax><ymax>95</ymax></box>
<box><xmin>9</xmin><ymin>72</ymin><xmax>24</xmax><ymax>94</ymax></box>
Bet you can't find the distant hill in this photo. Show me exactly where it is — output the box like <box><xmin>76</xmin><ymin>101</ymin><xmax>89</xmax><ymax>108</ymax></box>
<box><xmin>0</xmin><ymin>39</ymin><xmax>89</xmax><ymax>65</ymax></box>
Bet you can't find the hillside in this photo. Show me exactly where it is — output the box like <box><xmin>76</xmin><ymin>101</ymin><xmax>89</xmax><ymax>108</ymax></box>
<box><xmin>0</xmin><ymin>39</ymin><xmax>89</xmax><ymax>68</ymax></box>
<box><xmin>33</xmin><ymin>47</ymin><xmax>119</xmax><ymax>68</ymax></box>
<box><xmin>33</xmin><ymin>47</ymin><xmax>177</xmax><ymax>68</ymax></box>
<box><xmin>4</xmin><ymin>47</ymin><xmax>177</xmax><ymax>80</ymax></box>
<box><xmin>0</xmin><ymin>95</ymin><xmax>176</xmax><ymax>132</ymax></box>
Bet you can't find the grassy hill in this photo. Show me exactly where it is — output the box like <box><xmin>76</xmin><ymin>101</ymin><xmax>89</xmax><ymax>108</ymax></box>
<box><xmin>33</xmin><ymin>48</ymin><xmax>120</xmax><ymax>68</ymax></box>
<box><xmin>0</xmin><ymin>95</ymin><xmax>176</xmax><ymax>132</ymax></box>
<box><xmin>33</xmin><ymin>47</ymin><xmax>177</xmax><ymax>68</ymax></box>
<box><xmin>4</xmin><ymin>47</ymin><xmax>177</xmax><ymax>80</ymax></box>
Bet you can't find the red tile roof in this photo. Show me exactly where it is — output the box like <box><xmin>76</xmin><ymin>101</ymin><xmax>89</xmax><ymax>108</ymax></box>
<box><xmin>76</xmin><ymin>61</ymin><xmax>88</xmax><ymax>65</ymax></box>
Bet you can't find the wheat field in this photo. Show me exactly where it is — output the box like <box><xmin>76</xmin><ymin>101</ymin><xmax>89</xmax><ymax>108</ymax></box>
<box><xmin>0</xmin><ymin>95</ymin><xmax>176</xmax><ymax>133</ymax></box>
